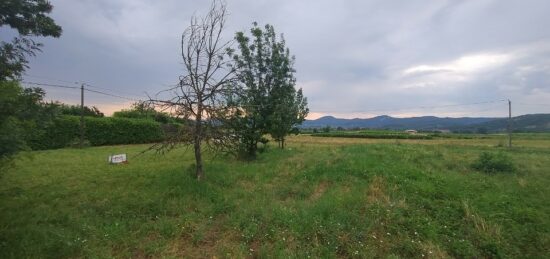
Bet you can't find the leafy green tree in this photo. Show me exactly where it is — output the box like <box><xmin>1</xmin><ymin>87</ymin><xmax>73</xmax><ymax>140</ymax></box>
<box><xmin>0</xmin><ymin>0</ymin><xmax>62</xmax><ymax>80</ymax></box>
<box><xmin>113</xmin><ymin>101</ymin><xmax>179</xmax><ymax>123</ymax></box>
<box><xmin>44</xmin><ymin>102</ymin><xmax>104</xmax><ymax>117</ymax></box>
<box><xmin>0</xmin><ymin>81</ymin><xmax>54</xmax><ymax>168</ymax></box>
<box><xmin>231</xmin><ymin>23</ymin><xmax>307</xmax><ymax>155</ymax></box>
<box><xmin>269</xmin><ymin>88</ymin><xmax>308</xmax><ymax>149</ymax></box>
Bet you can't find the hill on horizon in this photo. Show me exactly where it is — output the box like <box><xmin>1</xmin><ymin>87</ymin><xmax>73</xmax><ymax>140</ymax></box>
<box><xmin>301</xmin><ymin>114</ymin><xmax>550</xmax><ymax>133</ymax></box>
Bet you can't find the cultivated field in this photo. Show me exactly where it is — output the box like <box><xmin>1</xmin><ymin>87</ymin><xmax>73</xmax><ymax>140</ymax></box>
<box><xmin>1</xmin><ymin>134</ymin><xmax>549</xmax><ymax>258</ymax></box>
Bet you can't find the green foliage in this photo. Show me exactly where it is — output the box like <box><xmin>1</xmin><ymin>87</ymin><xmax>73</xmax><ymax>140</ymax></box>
<box><xmin>0</xmin><ymin>117</ymin><xmax>27</xmax><ymax>166</ymax></box>
<box><xmin>44</xmin><ymin>102</ymin><xmax>104</xmax><ymax>117</ymax></box>
<box><xmin>113</xmin><ymin>102</ymin><xmax>178</xmax><ymax>124</ymax></box>
<box><xmin>1</xmin><ymin>136</ymin><xmax>549</xmax><ymax>257</ymax></box>
<box><xmin>0</xmin><ymin>81</ymin><xmax>56</xmax><ymax>160</ymax></box>
<box><xmin>0</xmin><ymin>0</ymin><xmax>62</xmax><ymax>80</ymax></box>
<box><xmin>269</xmin><ymin>88</ymin><xmax>308</xmax><ymax>148</ymax></box>
<box><xmin>472</xmin><ymin>151</ymin><xmax>516</xmax><ymax>174</ymax></box>
<box><xmin>231</xmin><ymin>23</ymin><xmax>308</xmax><ymax>154</ymax></box>
<box><xmin>85</xmin><ymin>116</ymin><xmax>164</xmax><ymax>146</ymax></box>
<box><xmin>29</xmin><ymin>116</ymin><xmax>165</xmax><ymax>149</ymax></box>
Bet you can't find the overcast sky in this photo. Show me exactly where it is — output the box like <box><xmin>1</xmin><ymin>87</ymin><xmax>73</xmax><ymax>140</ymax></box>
<box><xmin>5</xmin><ymin>0</ymin><xmax>550</xmax><ymax>118</ymax></box>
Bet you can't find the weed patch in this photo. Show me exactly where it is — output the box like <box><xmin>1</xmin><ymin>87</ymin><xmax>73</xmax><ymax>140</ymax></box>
<box><xmin>471</xmin><ymin>151</ymin><xmax>516</xmax><ymax>173</ymax></box>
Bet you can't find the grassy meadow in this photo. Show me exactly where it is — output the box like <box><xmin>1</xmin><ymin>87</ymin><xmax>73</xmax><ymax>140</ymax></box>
<box><xmin>1</xmin><ymin>134</ymin><xmax>549</xmax><ymax>258</ymax></box>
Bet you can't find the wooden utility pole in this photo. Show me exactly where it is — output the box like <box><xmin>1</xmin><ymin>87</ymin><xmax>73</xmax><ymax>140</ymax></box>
<box><xmin>508</xmin><ymin>99</ymin><xmax>512</xmax><ymax>148</ymax></box>
<box><xmin>80</xmin><ymin>83</ymin><xmax>85</xmax><ymax>148</ymax></box>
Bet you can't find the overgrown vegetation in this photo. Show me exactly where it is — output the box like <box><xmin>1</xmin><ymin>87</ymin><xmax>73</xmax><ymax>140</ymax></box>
<box><xmin>0</xmin><ymin>81</ymin><xmax>55</xmax><ymax>167</ymax></box>
<box><xmin>29</xmin><ymin>115</ymin><xmax>165</xmax><ymax>149</ymax></box>
<box><xmin>471</xmin><ymin>151</ymin><xmax>516</xmax><ymax>174</ymax></box>
<box><xmin>45</xmin><ymin>102</ymin><xmax>104</xmax><ymax>117</ymax></box>
<box><xmin>113</xmin><ymin>101</ymin><xmax>180</xmax><ymax>124</ymax></box>
<box><xmin>1</xmin><ymin>135</ymin><xmax>548</xmax><ymax>258</ymax></box>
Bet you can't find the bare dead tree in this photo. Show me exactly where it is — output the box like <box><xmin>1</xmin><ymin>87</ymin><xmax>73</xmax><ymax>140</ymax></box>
<box><xmin>148</xmin><ymin>1</ymin><xmax>236</xmax><ymax>180</ymax></box>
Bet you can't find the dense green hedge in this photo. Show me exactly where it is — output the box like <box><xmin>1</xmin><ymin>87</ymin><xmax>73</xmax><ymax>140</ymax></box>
<box><xmin>29</xmin><ymin>116</ymin><xmax>165</xmax><ymax>150</ymax></box>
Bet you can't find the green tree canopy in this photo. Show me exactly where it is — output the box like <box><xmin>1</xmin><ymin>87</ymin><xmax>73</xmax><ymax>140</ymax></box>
<box><xmin>44</xmin><ymin>102</ymin><xmax>104</xmax><ymax>117</ymax></box>
<box><xmin>114</xmin><ymin>101</ymin><xmax>183</xmax><ymax>124</ymax></box>
<box><xmin>0</xmin><ymin>0</ymin><xmax>62</xmax><ymax>81</ymax></box>
<box><xmin>231</xmin><ymin>23</ymin><xmax>308</xmax><ymax>156</ymax></box>
<box><xmin>0</xmin><ymin>81</ymin><xmax>54</xmax><ymax>166</ymax></box>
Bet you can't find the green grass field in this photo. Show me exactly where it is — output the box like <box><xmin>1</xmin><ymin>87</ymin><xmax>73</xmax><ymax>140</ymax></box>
<box><xmin>1</xmin><ymin>135</ymin><xmax>549</xmax><ymax>258</ymax></box>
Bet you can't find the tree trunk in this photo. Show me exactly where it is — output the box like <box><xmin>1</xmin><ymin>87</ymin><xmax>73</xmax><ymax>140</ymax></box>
<box><xmin>194</xmin><ymin>135</ymin><xmax>203</xmax><ymax>180</ymax></box>
<box><xmin>281</xmin><ymin>138</ymin><xmax>285</xmax><ymax>149</ymax></box>
<box><xmin>248</xmin><ymin>140</ymin><xmax>257</xmax><ymax>158</ymax></box>
<box><xmin>194</xmin><ymin>105</ymin><xmax>204</xmax><ymax>180</ymax></box>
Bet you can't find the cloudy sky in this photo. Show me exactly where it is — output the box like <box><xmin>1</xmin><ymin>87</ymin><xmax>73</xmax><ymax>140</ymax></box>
<box><xmin>5</xmin><ymin>0</ymin><xmax>550</xmax><ymax>118</ymax></box>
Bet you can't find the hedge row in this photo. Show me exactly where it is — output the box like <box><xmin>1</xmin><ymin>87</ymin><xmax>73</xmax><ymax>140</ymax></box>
<box><xmin>311</xmin><ymin>132</ymin><xmax>433</xmax><ymax>140</ymax></box>
<box><xmin>29</xmin><ymin>115</ymin><xmax>166</xmax><ymax>150</ymax></box>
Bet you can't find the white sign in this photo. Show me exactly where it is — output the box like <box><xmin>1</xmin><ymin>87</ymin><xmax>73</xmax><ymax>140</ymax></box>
<box><xmin>109</xmin><ymin>154</ymin><xmax>127</xmax><ymax>164</ymax></box>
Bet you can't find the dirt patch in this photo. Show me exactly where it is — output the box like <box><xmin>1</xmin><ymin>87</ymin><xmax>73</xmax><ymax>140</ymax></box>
<box><xmin>517</xmin><ymin>178</ymin><xmax>527</xmax><ymax>187</ymax></box>
<box><xmin>165</xmin><ymin>222</ymin><xmax>243</xmax><ymax>258</ymax></box>
<box><xmin>310</xmin><ymin>181</ymin><xmax>329</xmax><ymax>201</ymax></box>
<box><xmin>420</xmin><ymin>241</ymin><xmax>451</xmax><ymax>259</ymax></box>
<box><xmin>367</xmin><ymin>176</ymin><xmax>390</xmax><ymax>204</ymax></box>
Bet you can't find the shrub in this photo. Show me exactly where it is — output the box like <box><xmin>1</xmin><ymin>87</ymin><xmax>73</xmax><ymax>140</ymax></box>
<box><xmin>29</xmin><ymin>115</ymin><xmax>165</xmax><ymax>149</ymax></box>
<box><xmin>472</xmin><ymin>151</ymin><xmax>515</xmax><ymax>174</ymax></box>
<box><xmin>28</xmin><ymin>115</ymin><xmax>80</xmax><ymax>150</ymax></box>
<box><xmin>84</xmin><ymin>116</ymin><xmax>164</xmax><ymax>146</ymax></box>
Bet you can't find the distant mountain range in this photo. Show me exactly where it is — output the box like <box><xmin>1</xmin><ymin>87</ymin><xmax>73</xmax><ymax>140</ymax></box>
<box><xmin>301</xmin><ymin>114</ymin><xmax>550</xmax><ymax>133</ymax></box>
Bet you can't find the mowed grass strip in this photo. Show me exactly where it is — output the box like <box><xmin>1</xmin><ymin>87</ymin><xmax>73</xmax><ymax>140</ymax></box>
<box><xmin>0</xmin><ymin>136</ymin><xmax>549</xmax><ymax>258</ymax></box>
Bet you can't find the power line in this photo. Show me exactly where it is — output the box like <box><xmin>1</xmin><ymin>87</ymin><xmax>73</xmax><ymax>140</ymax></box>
<box><xmin>84</xmin><ymin>83</ymin><xmax>149</xmax><ymax>99</ymax></box>
<box><xmin>517</xmin><ymin>103</ymin><xmax>550</xmax><ymax>107</ymax></box>
<box><xmin>84</xmin><ymin>88</ymin><xmax>142</xmax><ymax>102</ymax></box>
<box><xmin>22</xmin><ymin>81</ymin><xmax>80</xmax><ymax>89</ymax></box>
<box><xmin>26</xmin><ymin>74</ymin><xmax>151</xmax><ymax>99</ymax></box>
<box><xmin>18</xmin><ymin>81</ymin><xmax>531</xmax><ymax>116</ymax></box>
<box><xmin>24</xmin><ymin>74</ymin><xmax>81</xmax><ymax>85</ymax></box>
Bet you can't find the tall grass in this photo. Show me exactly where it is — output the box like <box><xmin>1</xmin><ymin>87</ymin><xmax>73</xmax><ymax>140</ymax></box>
<box><xmin>1</xmin><ymin>136</ymin><xmax>549</xmax><ymax>258</ymax></box>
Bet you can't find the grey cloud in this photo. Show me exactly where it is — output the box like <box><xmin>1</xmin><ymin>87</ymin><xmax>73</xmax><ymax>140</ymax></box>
<box><xmin>9</xmin><ymin>0</ymin><xmax>550</xmax><ymax>117</ymax></box>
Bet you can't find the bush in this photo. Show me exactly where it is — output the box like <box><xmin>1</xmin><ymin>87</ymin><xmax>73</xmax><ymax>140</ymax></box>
<box><xmin>29</xmin><ymin>116</ymin><xmax>165</xmax><ymax>149</ymax></box>
<box><xmin>28</xmin><ymin>115</ymin><xmax>80</xmax><ymax>150</ymax></box>
<box><xmin>472</xmin><ymin>151</ymin><xmax>515</xmax><ymax>174</ymax></box>
<box><xmin>84</xmin><ymin>116</ymin><xmax>164</xmax><ymax>146</ymax></box>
